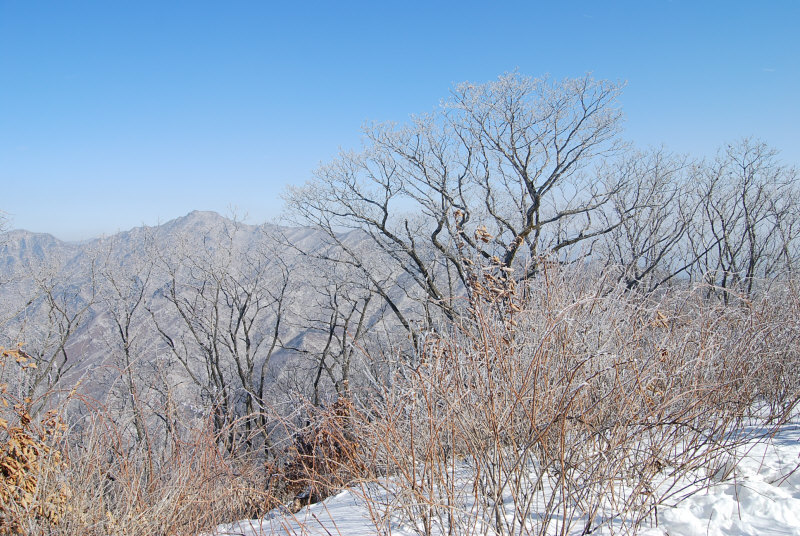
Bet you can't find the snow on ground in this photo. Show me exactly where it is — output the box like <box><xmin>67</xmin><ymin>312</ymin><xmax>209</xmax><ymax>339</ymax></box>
<box><xmin>640</xmin><ymin>423</ymin><xmax>800</xmax><ymax>536</ymax></box>
<box><xmin>213</xmin><ymin>489</ymin><xmax>382</xmax><ymax>536</ymax></box>
<box><xmin>214</xmin><ymin>424</ymin><xmax>800</xmax><ymax>535</ymax></box>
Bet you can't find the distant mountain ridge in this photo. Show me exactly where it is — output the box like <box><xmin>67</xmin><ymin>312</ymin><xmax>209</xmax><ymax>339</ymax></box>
<box><xmin>0</xmin><ymin>210</ymin><xmax>331</xmax><ymax>399</ymax></box>
<box><xmin>0</xmin><ymin>208</ymin><xmax>416</xmax><ymax>416</ymax></box>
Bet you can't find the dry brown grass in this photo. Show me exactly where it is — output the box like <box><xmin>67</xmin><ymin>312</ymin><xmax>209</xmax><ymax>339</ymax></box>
<box><xmin>52</xmin><ymin>414</ymin><xmax>268</xmax><ymax>535</ymax></box>
<box><xmin>0</xmin><ymin>347</ymin><xmax>276</xmax><ymax>536</ymax></box>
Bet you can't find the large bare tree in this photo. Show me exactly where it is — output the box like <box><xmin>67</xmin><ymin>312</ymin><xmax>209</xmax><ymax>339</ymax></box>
<box><xmin>284</xmin><ymin>73</ymin><xmax>626</xmax><ymax>345</ymax></box>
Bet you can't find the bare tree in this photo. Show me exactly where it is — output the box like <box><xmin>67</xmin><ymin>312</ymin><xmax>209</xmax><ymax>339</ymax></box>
<box><xmin>96</xmin><ymin>230</ymin><xmax>157</xmax><ymax>445</ymax></box>
<box><xmin>691</xmin><ymin>139</ymin><xmax>800</xmax><ymax>298</ymax></box>
<box><xmin>4</xmin><ymin>258</ymin><xmax>96</xmax><ymax>404</ymax></box>
<box><xmin>599</xmin><ymin>148</ymin><xmax>700</xmax><ymax>291</ymax></box>
<box><xmin>284</xmin><ymin>73</ymin><xmax>626</xmax><ymax>346</ymax></box>
<box><xmin>150</xmin><ymin>220</ymin><xmax>289</xmax><ymax>452</ymax></box>
<box><xmin>285</xmin><ymin>261</ymin><xmax>379</xmax><ymax>406</ymax></box>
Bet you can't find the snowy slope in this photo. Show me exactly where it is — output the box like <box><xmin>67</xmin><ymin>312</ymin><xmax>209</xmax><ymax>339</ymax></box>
<box><xmin>214</xmin><ymin>424</ymin><xmax>800</xmax><ymax>536</ymax></box>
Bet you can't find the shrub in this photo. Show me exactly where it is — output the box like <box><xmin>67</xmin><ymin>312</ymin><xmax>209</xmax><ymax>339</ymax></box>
<box><xmin>353</xmin><ymin>260</ymin><xmax>800</xmax><ymax>535</ymax></box>
<box><xmin>0</xmin><ymin>347</ymin><xmax>69</xmax><ymax>535</ymax></box>
<box><xmin>1</xmin><ymin>346</ymin><xmax>276</xmax><ymax>536</ymax></box>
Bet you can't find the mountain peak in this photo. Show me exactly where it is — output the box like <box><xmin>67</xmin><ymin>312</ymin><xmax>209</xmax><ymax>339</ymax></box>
<box><xmin>160</xmin><ymin>210</ymin><xmax>228</xmax><ymax>231</ymax></box>
<box><xmin>177</xmin><ymin>210</ymin><xmax>225</xmax><ymax>223</ymax></box>
<box><xmin>186</xmin><ymin>209</ymin><xmax>223</xmax><ymax>219</ymax></box>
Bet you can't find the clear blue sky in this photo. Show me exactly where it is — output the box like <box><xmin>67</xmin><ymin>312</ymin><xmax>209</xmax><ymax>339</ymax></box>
<box><xmin>1</xmin><ymin>1</ymin><xmax>798</xmax><ymax>240</ymax></box>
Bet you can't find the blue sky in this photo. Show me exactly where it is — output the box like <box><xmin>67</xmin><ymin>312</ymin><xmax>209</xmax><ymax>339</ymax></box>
<box><xmin>1</xmin><ymin>1</ymin><xmax>798</xmax><ymax>240</ymax></box>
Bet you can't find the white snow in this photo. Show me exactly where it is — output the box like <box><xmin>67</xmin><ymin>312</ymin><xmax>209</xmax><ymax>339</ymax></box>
<box><xmin>639</xmin><ymin>423</ymin><xmax>800</xmax><ymax>536</ymax></box>
<box><xmin>213</xmin><ymin>424</ymin><xmax>800</xmax><ymax>536</ymax></box>
<box><xmin>213</xmin><ymin>489</ymin><xmax>380</xmax><ymax>535</ymax></box>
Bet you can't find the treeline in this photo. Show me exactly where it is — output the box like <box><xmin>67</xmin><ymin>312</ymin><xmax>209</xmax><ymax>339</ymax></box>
<box><xmin>1</xmin><ymin>73</ymin><xmax>800</xmax><ymax>535</ymax></box>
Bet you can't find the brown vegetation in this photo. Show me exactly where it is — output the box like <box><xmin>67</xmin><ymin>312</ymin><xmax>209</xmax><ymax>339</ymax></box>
<box><xmin>350</xmin><ymin>258</ymin><xmax>800</xmax><ymax>535</ymax></box>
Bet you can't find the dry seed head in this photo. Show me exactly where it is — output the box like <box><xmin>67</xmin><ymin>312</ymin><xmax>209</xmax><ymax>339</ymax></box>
<box><xmin>475</xmin><ymin>226</ymin><xmax>492</xmax><ymax>243</ymax></box>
